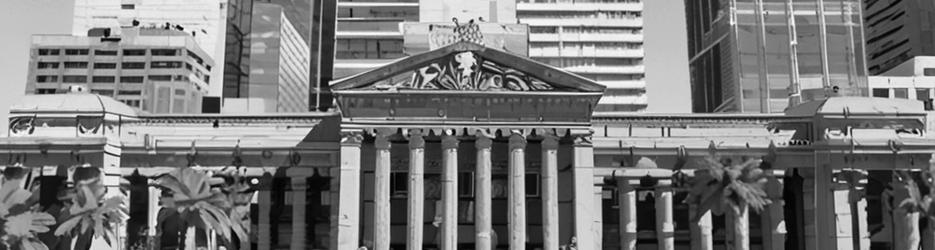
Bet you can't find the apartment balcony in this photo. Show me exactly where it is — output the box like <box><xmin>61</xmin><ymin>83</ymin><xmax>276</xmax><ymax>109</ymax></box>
<box><xmin>336</xmin><ymin>31</ymin><xmax>404</xmax><ymax>39</ymax></box>
<box><xmin>598</xmin><ymin>93</ymin><xmax>649</xmax><ymax>105</ymax></box>
<box><xmin>600</xmin><ymin>80</ymin><xmax>646</xmax><ymax>90</ymax></box>
<box><xmin>520</xmin><ymin>17</ymin><xmax>642</xmax><ymax>27</ymax></box>
<box><xmin>563</xmin><ymin>65</ymin><xmax>645</xmax><ymax>75</ymax></box>
<box><xmin>337</xmin><ymin>2</ymin><xmax>418</xmax><ymax>8</ymax></box>
<box><xmin>529</xmin><ymin>48</ymin><xmax>644</xmax><ymax>58</ymax></box>
<box><xmin>530</xmin><ymin>33</ymin><xmax>643</xmax><ymax>43</ymax></box>
<box><xmin>337</xmin><ymin>20</ymin><xmax>403</xmax><ymax>33</ymax></box>
<box><xmin>516</xmin><ymin>2</ymin><xmax>643</xmax><ymax>12</ymax></box>
<box><xmin>334</xmin><ymin>58</ymin><xmax>396</xmax><ymax>79</ymax></box>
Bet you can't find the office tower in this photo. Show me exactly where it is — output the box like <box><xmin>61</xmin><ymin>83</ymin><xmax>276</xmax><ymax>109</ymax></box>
<box><xmin>26</xmin><ymin>27</ymin><xmax>214</xmax><ymax>114</ymax></box>
<box><xmin>229</xmin><ymin>3</ymin><xmax>309</xmax><ymax>113</ymax></box>
<box><xmin>332</xmin><ymin>1</ymin><xmax>417</xmax><ymax>79</ymax></box>
<box><xmin>73</xmin><ymin>0</ymin><xmax>226</xmax><ymax>96</ymax></box>
<box><xmin>864</xmin><ymin>0</ymin><xmax>935</xmax><ymax>75</ymax></box>
<box><xmin>516</xmin><ymin>0</ymin><xmax>646</xmax><ymax>112</ymax></box>
<box><xmin>686</xmin><ymin>0</ymin><xmax>869</xmax><ymax>113</ymax></box>
<box><xmin>868</xmin><ymin>56</ymin><xmax>935</xmax><ymax>110</ymax></box>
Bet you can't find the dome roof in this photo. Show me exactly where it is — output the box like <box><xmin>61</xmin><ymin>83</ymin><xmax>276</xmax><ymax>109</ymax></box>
<box><xmin>11</xmin><ymin>93</ymin><xmax>138</xmax><ymax>117</ymax></box>
<box><xmin>785</xmin><ymin>97</ymin><xmax>924</xmax><ymax>116</ymax></box>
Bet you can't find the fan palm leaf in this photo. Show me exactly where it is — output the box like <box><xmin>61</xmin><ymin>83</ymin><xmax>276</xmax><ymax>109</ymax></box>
<box><xmin>53</xmin><ymin>172</ymin><xmax>128</xmax><ymax>248</ymax></box>
<box><xmin>153</xmin><ymin>168</ymin><xmax>235</xmax><ymax>246</ymax></box>
<box><xmin>0</xmin><ymin>173</ymin><xmax>55</xmax><ymax>250</ymax></box>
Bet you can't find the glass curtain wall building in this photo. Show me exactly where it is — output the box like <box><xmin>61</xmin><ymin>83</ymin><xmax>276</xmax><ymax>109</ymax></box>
<box><xmin>687</xmin><ymin>0</ymin><xmax>869</xmax><ymax>113</ymax></box>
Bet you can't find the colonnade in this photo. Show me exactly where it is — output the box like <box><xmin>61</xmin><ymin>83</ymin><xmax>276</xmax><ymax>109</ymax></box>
<box><xmin>335</xmin><ymin>128</ymin><xmax>597</xmax><ymax>250</ymax></box>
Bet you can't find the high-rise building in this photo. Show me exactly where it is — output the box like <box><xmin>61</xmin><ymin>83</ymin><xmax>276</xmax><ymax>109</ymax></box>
<box><xmin>686</xmin><ymin>0</ymin><xmax>869</xmax><ymax>113</ymax></box>
<box><xmin>227</xmin><ymin>3</ymin><xmax>309</xmax><ymax>113</ymax></box>
<box><xmin>332</xmin><ymin>0</ymin><xmax>417</xmax><ymax>79</ymax></box>
<box><xmin>868</xmin><ymin>56</ymin><xmax>935</xmax><ymax>109</ymax></box>
<box><xmin>73</xmin><ymin>0</ymin><xmax>226</xmax><ymax>96</ymax></box>
<box><xmin>864</xmin><ymin>0</ymin><xmax>935</xmax><ymax>75</ymax></box>
<box><xmin>516</xmin><ymin>0</ymin><xmax>646</xmax><ymax>112</ymax></box>
<box><xmin>25</xmin><ymin>28</ymin><xmax>214</xmax><ymax>114</ymax></box>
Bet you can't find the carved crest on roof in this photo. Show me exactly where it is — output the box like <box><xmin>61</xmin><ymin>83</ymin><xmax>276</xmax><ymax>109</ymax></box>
<box><xmin>371</xmin><ymin>51</ymin><xmax>554</xmax><ymax>91</ymax></box>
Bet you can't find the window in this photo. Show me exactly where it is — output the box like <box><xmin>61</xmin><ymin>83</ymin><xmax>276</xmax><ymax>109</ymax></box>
<box><xmin>36</xmin><ymin>88</ymin><xmax>57</xmax><ymax>94</ymax></box>
<box><xmin>62</xmin><ymin>75</ymin><xmax>87</xmax><ymax>83</ymax></box>
<box><xmin>121</xmin><ymin>4</ymin><xmax>134</xmax><ymax>9</ymax></box>
<box><xmin>94</xmin><ymin>50</ymin><xmax>117</xmax><ymax>56</ymax></box>
<box><xmin>92</xmin><ymin>76</ymin><xmax>116</xmax><ymax>83</ymax></box>
<box><xmin>123</xmin><ymin>49</ymin><xmax>145</xmax><ymax>56</ymax></box>
<box><xmin>119</xmin><ymin>76</ymin><xmax>144</xmax><ymax>83</ymax></box>
<box><xmin>187</xmin><ymin>50</ymin><xmax>204</xmax><ymax>64</ymax></box>
<box><xmin>173</xmin><ymin>75</ymin><xmax>189</xmax><ymax>81</ymax></box>
<box><xmin>174</xmin><ymin>89</ymin><xmax>186</xmax><ymax>96</ymax></box>
<box><xmin>121</xmin><ymin>62</ymin><xmax>145</xmax><ymax>69</ymax></box>
<box><xmin>185</xmin><ymin>62</ymin><xmax>193</xmax><ymax>70</ymax></box>
<box><xmin>37</xmin><ymin>62</ymin><xmax>59</xmax><ymax>69</ymax></box>
<box><xmin>925</xmin><ymin>68</ymin><xmax>935</xmax><ymax>76</ymax></box>
<box><xmin>151</xmin><ymin>49</ymin><xmax>178</xmax><ymax>56</ymax></box>
<box><xmin>390</xmin><ymin>172</ymin><xmax>408</xmax><ymax>196</ymax></box>
<box><xmin>63</xmin><ymin>61</ymin><xmax>88</xmax><ymax>68</ymax></box>
<box><xmin>916</xmin><ymin>88</ymin><xmax>931</xmax><ymax>101</ymax></box>
<box><xmin>122</xmin><ymin>99</ymin><xmax>140</xmax><ymax>107</ymax></box>
<box><xmin>38</xmin><ymin>49</ymin><xmax>60</xmax><ymax>56</ymax></box>
<box><xmin>872</xmin><ymin>88</ymin><xmax>890</xmax><ymax>98</ymax></box>
<box><xmin>458</xmin><ymin>172</ymin><xmax>473</xmax><ymax>197</ymax></box>
<box><xmin>36</xmin><ymin>75</ymin><xmax>58</xmax><ymax>83</ymax></box>
<box><xmin>94</xmin><ymin>63</ymin><xmax>117</xmax><ymax>69</ymax></box>
<box><xmin>148</xmin><ymin>75</ymin><xmax>172</xmax><ymax>81</ymax></box>
<box><xmin>117</xmin><ymin>90</ymin><xmax>141</xmax><ymax>95</ymax></box>
<box><xmin>150</xmin><ymin>61</ymin><xmax>183</xmax><ymax>68</ymax></box>
<box><xmin>64</xmin><ymin>49</ymin><xmax>89</xmax><ymax>55</ymax></box>
<box><xmin>894</xmin><ymin>88</ymin><xmax>909</xmax><ymax>99</ymax></box>
<box><xmin>91</xmin><ymin>89</ymin><xmax>114</xmax><ymax>96</ymax></box>
<box><xmin>525</xmin><ymin>173</ymin><xmax>540</xmax><ymax>197</ymax></box>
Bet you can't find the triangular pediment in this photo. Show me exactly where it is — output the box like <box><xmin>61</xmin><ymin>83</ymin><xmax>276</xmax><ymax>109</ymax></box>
<box><xmin>330</xmin><ymin>41</ymin><xmax>606</xmax><ymax>93</ymax></box>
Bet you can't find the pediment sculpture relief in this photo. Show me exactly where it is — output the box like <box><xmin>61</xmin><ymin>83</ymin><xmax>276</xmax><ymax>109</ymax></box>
<box><xmin>373</xmin><ymin>51</ymin><xmax>555</xmax><ymax>92</ymax></box>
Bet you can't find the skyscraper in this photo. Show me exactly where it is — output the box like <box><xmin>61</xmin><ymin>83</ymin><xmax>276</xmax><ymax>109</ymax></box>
<box><xmin>516</xmin><ymin>0</ymin><xmax>646</xmax><ymax>112</ymax></box>
<box><xmin>864</xmin><ymin>0</ymin><xmax>935</xmax><ymax>75</ymax></box>
<box><xmin>686</xmin><ymin>0</ymin><xmax>869</xmax><ymax>113</ymax></box>
<box><xmin>73</xmin><ymin>0</ymin><xmax>226</xmax><ymax>96</ymax></box>
<box><xmin>332</xmin><ymin>1</ymin><xmax>417</xmax><ymax>79</ymax></box>
<box><xmin>233</xmin><ymin>3</ymin><xmax>309</xmax><ymax>113</ymax></box>
<box><xmin>25</xmin><ymin>27</ymin><xmax>213</xmax><ymax>114</ymax></box>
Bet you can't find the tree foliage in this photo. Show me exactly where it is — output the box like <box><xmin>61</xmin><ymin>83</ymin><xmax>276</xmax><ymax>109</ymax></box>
<box><xmin>153</xmin><ymin>168</ymin><xmax>234</xmax><ymax>245</ymax></box>
<box><xmin>0</xmin><ymin>169</ymin><xmax>55</xmax><ymax>250</ymax></box>
<box><xmin>684</xmin><ymin>156</ymin><xmax>771</xmax><ymax>221</ymax></box>
<box><xmin>53</xmin><ymin>167</ymin><xmax>128</xmax><ymax>249</ymax></box>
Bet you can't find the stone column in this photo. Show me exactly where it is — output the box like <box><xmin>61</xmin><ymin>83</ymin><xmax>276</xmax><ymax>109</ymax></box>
<box><xmin>572</xmin><ymin>131</ymin><xmax>596</xmax><ymax>249</ymax></box>
<box><xmin>508</xmin><ymin>132</ymin><xmax>527</xmax><ymax>250</ymax></box>
<box><xmin>541</xmin><ymin>135</ymin><xmax>560</xmax><ymax>250</ymax></box>
<box><xmin>258</xmin><ymin>174</ymin><xmax>273</xmax><ymax>250</ymax></box>
<box><xmin>594</xmin><ymin>182</ymin><xmax>604</xmax><ymax>249</ymax></box>
<box><xmin>655</xmin><ymin>180</ymin><xmax>674</xmax><ymax>250</ymax></box>
<box><xmin>441</xmin><ymin>134</ymin><xmax>459</xmax><ymax>250</ymax></box>
<box><xmin>334</xmin><ymin>130</ymin><xmax>363</xmax><ymax>250</ymax></box>
<box><xmin>475</xmin><ymin>133</ymin><xmax>494</xmax><ymax>250</ymax></box>
<box><xmin>690</xmin><ymin>204</ymin><xmax>713</xmax><ymax>250</ymax></box>
<box><xmin>407</xmin><ymin>130</ymin><xmax>426</xmax><ymax>250</ymax></box>
<box><xmin>291</xmin><ymin>177</ymin><xmax>308</xmax><ymax>250</ymax></box>
<box><xmin>618</xmin><ymin>179</ymin><xmax>637</xmax><ymax>250</ymax></box>
<box><xmin>831</xmin><ymin>170</ymin><xmax>869</xmax><ymax>250</ymax></box>
<box><xmin>373</xmin><ymin>132</ymin><xmax>392</xmax><ymax>250</ymax></box>
<box><xmin>761</xmin><ymin>170</ymin><xmax>786</xmax><ymax>250</ymax></box>
<box><xmin>147</xmin><ymin>183</ymin><xmax>160</xmax><ymax>238</ymax></box>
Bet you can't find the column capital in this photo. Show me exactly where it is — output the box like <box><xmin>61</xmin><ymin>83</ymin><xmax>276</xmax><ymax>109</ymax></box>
<box><xmin>408</xmin><ymin>129</ymin><xmax>425</xmax><ymax>149</ymax></box>
<box><xmin>541</xmin><ymin>134</ymin><xmax>560</xmax><ymax>150</ymax></box>
<box><xmin>375</xmin><ymin>134</ymin><xmax>392</xmax><ymax>150</ymax></box>
<box><xmin>341</xmin><ymin>129</ymin><xmax>364</xmax><ymax>146</ymax></box>
<box><xmin>509</xmin><ymin>132</ymin><xmax>527</xmax><ymax>150</ymax></box>
<box><xmin>441</xmin><ymin>135</ymin><xmax>459</xmax><ymax>150</ymax></box>
<box><xmin>475</xmin><ymin>133</ymin><xmax>493</xmax><ymax>149</ymax></box>
<box><xmin>570</xmin><ymin>128</ymin><xmax>593</xmax><ymax>147</ymax></box>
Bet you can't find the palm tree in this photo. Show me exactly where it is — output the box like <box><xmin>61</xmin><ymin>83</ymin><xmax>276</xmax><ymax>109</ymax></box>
<box><xmin>54</xmin><ymin>166</ymin><xmax>128</xmax><ymax>250</ymax></box>
<box><xmin>153</xmin><ymin>168</ymin><xmax>233</xmax><ymax>249</ymax></box>
<box><xmin>0</xmin><ymin>167</ymin><xmax>55</xmax><ymax>250</ymax></box>
<box><xmin>887</xmin><ymin>171</ymin><xmax>922</xmax><ymax>250</ymax></box>
<box><xmin>684</xmin><ymin>156</ymin><xmax>771</xmax><ymax>250</ymax></box>
<box><xmin>215</xmin><ymin>169</ymin><xmax>254</xmax><ymax>249</ymax></box>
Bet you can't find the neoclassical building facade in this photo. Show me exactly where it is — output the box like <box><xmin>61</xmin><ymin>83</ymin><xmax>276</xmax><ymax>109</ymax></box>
<box><xmin>5</xmin><ymin>40</ymin><xmax>935</xmax><ymax>250</ymax></box>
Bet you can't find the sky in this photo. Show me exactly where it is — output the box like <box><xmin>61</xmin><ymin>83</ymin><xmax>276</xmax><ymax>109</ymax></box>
<box><xmin>0</xmin><ymin>0</ymin><xmax>693</xmax><ymax>135</ymax></box>
<box><xmin>0</xmin><ymin>0</ymin><xmax>75</xmax><ymax>136</ymax></box>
